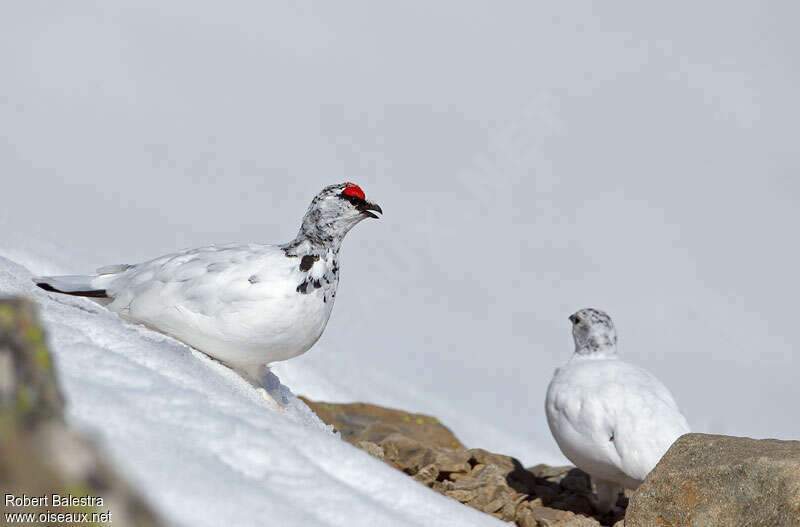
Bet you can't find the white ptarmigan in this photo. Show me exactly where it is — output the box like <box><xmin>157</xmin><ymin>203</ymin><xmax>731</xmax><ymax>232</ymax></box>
<box><xmin>545</xmin><ymin>308</ymin><xmax>690</xmax><ymax>514</ymax></box>
<box><xmin>35</xmin><ymin>182</ymin><xmax>382</xmax><ymax>401</ymax></box>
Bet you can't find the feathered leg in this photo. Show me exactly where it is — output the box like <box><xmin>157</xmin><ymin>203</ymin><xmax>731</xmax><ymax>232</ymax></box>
<box><xmin>592</xmin><ymin>478</ymin><xmax>622</xmax><ymax>514</ymax></box>
<box><xmin>241</xmin><ymin>363</ymin><xmax>289</xmax><ymax>411</ymax></box>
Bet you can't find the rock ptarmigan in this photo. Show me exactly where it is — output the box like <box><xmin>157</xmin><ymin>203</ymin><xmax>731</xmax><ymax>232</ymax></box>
<box><xmin>35</xmin><ymin>182</ymin><xmax>382</xmax><ymax>403</ymax></box>
<box><xmin>545</xmin><ymin>308</ymin><xmax>690</xmax><ymax>513</ymax></box>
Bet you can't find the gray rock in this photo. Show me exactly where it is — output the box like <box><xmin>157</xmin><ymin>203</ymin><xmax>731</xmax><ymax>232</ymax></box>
<box><xmin>0</xmin><ymin>297</ymin><xmax>64</xmax><ymax>421</ymax></box>
<box><xmin>0</xmin><ymin>297</ymin><xmax>162</xmax><ymax>527</ymax></box>
<box><xmin>626</xmin><ymin>433</ymin><xmax>800</xmax><ymax>527</ymax></box>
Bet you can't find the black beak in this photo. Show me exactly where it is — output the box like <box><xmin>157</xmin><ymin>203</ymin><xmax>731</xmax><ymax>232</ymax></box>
<box><xmin>360</xmin><ymin>202</ymin><xmax>383</xmax><ymax>219</ymax></box>
<box><xmin>569</xmin><ymin>314</ymin><xmax>580</xmax><ymax>324</ymax></box>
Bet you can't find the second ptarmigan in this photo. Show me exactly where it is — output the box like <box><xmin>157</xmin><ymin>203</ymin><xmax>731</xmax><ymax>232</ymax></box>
<box><xmin>35</xmin><ymin>182</ymin><xmax>382</xmax><ymax>402</ymax></box>
<box><xmin>545</xmin><ymin>308</ymin><xmax>690</xmax><ymax>514</ymax></box>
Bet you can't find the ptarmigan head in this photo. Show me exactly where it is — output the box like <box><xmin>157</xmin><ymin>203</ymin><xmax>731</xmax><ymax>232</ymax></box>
<box><xmin>299</xmin><ymin>182</ymin><xmax>382</xmax><ymax>245</ymax></box>
<box><xmin>569</xmin><ymin>308</ymin><xmax>618</xmax><ymax>356</ymax></box>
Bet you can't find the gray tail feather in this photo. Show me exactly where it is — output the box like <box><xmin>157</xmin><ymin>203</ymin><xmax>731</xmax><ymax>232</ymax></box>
<box><xmin>34</xmin><ymin>275</ymin><xmax>108</xmax><ymax>298</ymax></box>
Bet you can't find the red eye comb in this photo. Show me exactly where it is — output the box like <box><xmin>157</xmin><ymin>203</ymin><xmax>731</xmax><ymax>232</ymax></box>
<box><xmin>342</xmin><ymin>182</ymin><xmax>365</xmax><ymax>200</ymax></box>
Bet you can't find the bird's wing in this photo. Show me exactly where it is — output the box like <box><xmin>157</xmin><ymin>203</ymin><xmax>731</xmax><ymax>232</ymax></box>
<box><xmin>547</xmin><ymin>360</ymin><xmax>689</xmax><ymax>485</ymax></box>
<box><xmin>547</xmin><ymin>366</ymin><xmax>630</xmax><ymax>480</ymax></box>
<box><xmin>105</xmin><ymin>244</ymin><xmax>295</xmax><ymax>321</ymax></box>
<box><xmin>609</xmin><ymin>364</ymin><xmax>690</xmax><ymax>480</ymax></box>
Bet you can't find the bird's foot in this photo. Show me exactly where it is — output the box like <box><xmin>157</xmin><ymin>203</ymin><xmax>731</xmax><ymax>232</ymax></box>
<box><xmin>591</xmin><ymin>480</ymin><xmax>624</xmax><ymax>517</ymax></box>
<box><xmin>257</xmin><ymin>388</ymin><xmax>287</xmax><ymax>412</ymax></box>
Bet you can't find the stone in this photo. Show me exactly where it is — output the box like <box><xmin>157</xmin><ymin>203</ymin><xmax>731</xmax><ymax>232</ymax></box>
<box><xmin>518</xmin><ymin>505</ymin><xmax>601</xmax><ymax>527</ymax></box>
<box><xmin>303</xmin><ymin>396</ymin><xmax>609</xmax><ymax>526</ymax></box>
<box><xmin>299</xmin><ymin>396</ymin><xmax>466</xmax><ymax>449</ymax></box>
<box><xmin>548</xmin><ymin>493</ymin><xmax>595</xmax><ymax>517</ymax></box>
<box><xmin>625</xmin><ymin>433</ymin><xmax>800</xmax><ymax>527</ymax></box>
<box><xmin>560</xmin><ymin>469</ymin><xmax>593</xmax><ymax>493</ymax></box>
<box><xmin>356</xmin><ymin>440</ymin><xmax>384</xmax><ymax>459</ymax></box>
<box><xmin>529</xmin><ymin>465</ymin><xmax>575</xmax><ymax>484</ymax></box>
<box><xmin>0</xmin><ymin>297</ymin><xmax>162</xmax><ymax>527</ymax></box>
<box><xmin>0</xmin><ymin>298</ymin><xmax>64</xmax><ymax>422</ymax></box>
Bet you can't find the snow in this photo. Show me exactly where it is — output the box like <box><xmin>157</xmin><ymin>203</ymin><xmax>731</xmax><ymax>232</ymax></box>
<box><xmin>0</xmin><ymin>253</ymin><xmax>501</xmax><ymax>527</ymax></box>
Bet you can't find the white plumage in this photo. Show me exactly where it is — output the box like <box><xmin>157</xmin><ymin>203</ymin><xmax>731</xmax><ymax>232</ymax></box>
<box><xmin>545</xmin><ymin>308</ymin><xmax>689</xmax><ymax>513</ymax></box>
<box><xmin>35</xmin><ymin>183</ymin><xmax>382</xmax><ymax>392</ymax></box>
<box><xmin>92</xmin><ymin>243</ymin><xmax>334</xmax><ymax>378</ymax></box>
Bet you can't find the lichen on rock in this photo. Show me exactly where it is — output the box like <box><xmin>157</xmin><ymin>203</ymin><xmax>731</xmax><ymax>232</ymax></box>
<box><xmin>625</xmin><ymin>433</ymin><xmax>800</xmax><ymax>527</ymax></box>
<box><xmin>0</xmin><ymin>297</ymin><xmax>161</xmax><ymax>527</ymax></box>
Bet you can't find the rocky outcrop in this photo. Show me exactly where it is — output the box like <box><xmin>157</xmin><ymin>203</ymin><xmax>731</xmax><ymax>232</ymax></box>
<box><xmin>301</xmin><ymin>397</ymin><xmax>621</xmax><ymax>526</ymax></box>
<box><xmin>0</xmin><ymin>297</ymin><xmax>161</xmax><ymax>527</ymax></box>
<box><xmin>625</xmin><ymin>433</ymin><xmax>800</xmax><ymax>527</ymax></box>
<box><xmin>300</xmin><ymin>396</ymin><xmax>466</xmax><ymax>450</ymax></box>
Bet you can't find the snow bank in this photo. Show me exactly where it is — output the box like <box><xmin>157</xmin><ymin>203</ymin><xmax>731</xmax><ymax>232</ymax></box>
<box><xmin>0</xmin><ymin>253</ymin><xmax>501</xmax><ymax>527</ymax></box>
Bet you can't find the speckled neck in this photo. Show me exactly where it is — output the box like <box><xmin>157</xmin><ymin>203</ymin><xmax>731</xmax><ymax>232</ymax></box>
<box><xmin>573</xmin><ymin>337</ymin><xmax>618</xmax><ymax>358</ymax></box>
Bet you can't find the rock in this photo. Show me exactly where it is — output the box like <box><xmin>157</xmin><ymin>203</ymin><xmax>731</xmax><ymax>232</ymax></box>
<box><xmin>436</xmin><ymin>462</ymin><xmax>522</xmax><ymax>521</ymax></box>
<box><xmin>626</xmin><ymin>433</ymin><xmax>800</xmax><ymax>527</ymax></box>
<box><xmin>529</xmin><ymin>465</ymin><xmax>576</xmax><ymax>483</ymax></box>
<box><xmin>0</xmin><ymin>298</ymin><xmax>64</xmax><ymax>421</ymax></box>
<box><xmin>518</xmin><ymin>505</ymin><xmax>601</xmax><ymax>527</ymax></box>
<box><xmin>299</xmin><ymin>396</ymin><xmax>466</xmax><ymax>449</ymax></box>
<box><xmin>303</xmin><ymin>397</ymin><xmax>607</xmax><ymax>526</ymax></box>
<box><xmin>356</xmin><ymin>440</ymin><xmax>385</xmax><ymax>459</ymax></box>
<box><xmin>560</xmin><ymin>469</ymin><xmax>593</xmax><ymax>494</ymax></box>
<box><xmin>0</xmin><ymin>297</ymin><xmax>162</xmax><ymax>527</ymax></box>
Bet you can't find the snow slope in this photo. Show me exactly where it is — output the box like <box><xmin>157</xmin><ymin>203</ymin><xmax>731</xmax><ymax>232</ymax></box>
<box><xmin>0</xmin><ymin>253</ymin><xmax>501</xmax><ymax>527</ymax></box>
